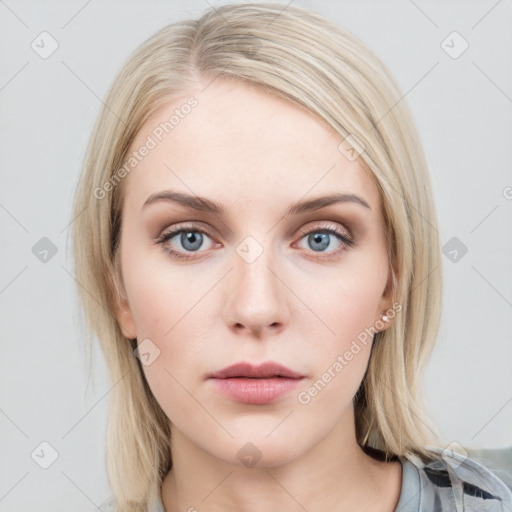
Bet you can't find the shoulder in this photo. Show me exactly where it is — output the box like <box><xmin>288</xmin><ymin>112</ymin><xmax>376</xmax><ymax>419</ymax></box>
<box><xmin>400</xmin><ymin>446</ymin><xmax>512</xmax><ymax>511</ymax></box>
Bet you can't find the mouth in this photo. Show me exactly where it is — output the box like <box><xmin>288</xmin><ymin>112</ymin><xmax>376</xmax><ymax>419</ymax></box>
<box><xmin>208</xmin><ymin>361</ymin><xmax>304</xmax><ymax>380</ymax></box>
<box><xmin>207</xmin><ymin>362</ymin><xmax>304</xmax><ymax>405</ymax></box>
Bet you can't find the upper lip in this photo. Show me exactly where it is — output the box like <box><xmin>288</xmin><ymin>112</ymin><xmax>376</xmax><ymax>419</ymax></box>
<box><xmin>208</xmin><ymin>362</ymin><xmax>304</xmax><ymax>379</ymax></box>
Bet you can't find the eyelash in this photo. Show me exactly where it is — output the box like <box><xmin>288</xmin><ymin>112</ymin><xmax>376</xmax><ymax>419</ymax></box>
<box><xmin>155</xmin><ymin>222</ymin><xmax>355</xmax><ymax>261</ymax></box>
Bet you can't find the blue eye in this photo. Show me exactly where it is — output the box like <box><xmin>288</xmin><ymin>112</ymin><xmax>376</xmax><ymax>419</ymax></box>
<box><xmin>156</xmin><ymin>226</ymin><xmax>214</xmax><ymax>260</ymax></box>
<box><xmin>302</xmin><ymin>231</ymin><xmax>342</xmax><ymax>252</ymax></box>
<box><xmin>175</xmin><ymin>231</ymin><xmax>204</xmax><ymax>252</ymax></box>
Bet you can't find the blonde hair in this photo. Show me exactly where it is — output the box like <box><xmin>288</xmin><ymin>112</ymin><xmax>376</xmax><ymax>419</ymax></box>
<box><xmin>72</xmin><ymin>3</ymin><xmax>443</xmax><ymax>510</ymax></box>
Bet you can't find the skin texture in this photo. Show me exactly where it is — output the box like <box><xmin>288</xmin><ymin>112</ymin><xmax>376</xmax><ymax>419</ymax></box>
<box><xmin>114</xmin><ymin>78</ymin><xmax>402</xmax><ymax>511</ymax></box>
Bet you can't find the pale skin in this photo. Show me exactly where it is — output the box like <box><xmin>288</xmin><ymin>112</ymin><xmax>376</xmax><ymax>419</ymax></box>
<box><xmin>114</xmin><ymin>78</ymin><xmax>402</xmax><ymax>511</ymax></box>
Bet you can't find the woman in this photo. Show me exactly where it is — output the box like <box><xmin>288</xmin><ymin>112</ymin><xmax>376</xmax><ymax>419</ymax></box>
<box><xmin>72</xmin><ymin>3</ymin><xmax>512</xmax><ymax>511</ymax></box>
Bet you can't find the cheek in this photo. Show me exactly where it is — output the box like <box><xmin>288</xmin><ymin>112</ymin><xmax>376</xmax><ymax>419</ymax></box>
<box><xmin>121</xmin><ymin>241</ymin><xmax>197</xmax><ymax>339</ymax></box>
<box><xmin>121</xmin><ymin>250</ymin><xmax>213</xmax><ymax>412</ymax></box>
<box><xmin>329</xmin><ymin>284</ymin><xmax>378</xmax><ymax>344</ymax></box>
<box><xmin>129</xmin><ymin>284</ymin><xmax>208</xmax><ymax>429</ymax></box>
<box><xmin>309</xmin><ymin>252</ymin><xmax>387</xmax><ymax>385</ymax></box>
<box><xmin>128</xmin><ymin>284</ymin><xmax>176</xmax><ymax>339</ymax></box>
<box><xmin>299</xmin><ymin>286</ymin><xmax>378</xmax><ymax>413</ymax></box>
<box><xmin>324</xmin><ymin>256</ymin><xmax>387</xmax><ymax>342</ymax></box>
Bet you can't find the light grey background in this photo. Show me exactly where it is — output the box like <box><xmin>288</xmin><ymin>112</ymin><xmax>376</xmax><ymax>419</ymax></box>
<box><xmin>1</xmin><ymin>0</ymin><xmax>511</xmax><ymax>510</ymax></box>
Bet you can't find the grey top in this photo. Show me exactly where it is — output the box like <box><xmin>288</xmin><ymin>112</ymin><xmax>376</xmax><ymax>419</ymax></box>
<box><xmin>99</xmin><ymin>447</ymin><xmax>512</xmax><ymax>511</ymax></box>
<box><xmin>395</xmin><ymin>446</ymin><xmax>512</xmax><ymax>511</ymax></box>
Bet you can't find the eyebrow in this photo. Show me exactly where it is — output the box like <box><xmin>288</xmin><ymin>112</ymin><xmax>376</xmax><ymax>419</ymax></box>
<box><xmin>142</xmin><ymin>190</ymin><xmax>371</xmax><ymax>216</ymax></box>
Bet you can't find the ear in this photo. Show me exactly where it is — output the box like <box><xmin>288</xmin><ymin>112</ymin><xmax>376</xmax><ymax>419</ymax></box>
<box><xmin>111</xmin><ymin>266</ymin><xmax>137</xmax><ymax>339</ymax></box>
<box><xmin>376</xmin><ymin>264</ymin><xmax>397</xmax><ymax>331</ymax></box>
<box><xmin>114</xmin><ymin>294</ymin><xmax>137</xmax><ymax>339</ymax></box>
<box><xmin>382</xmin><ymin>264</ymin><xmax>395</xmax><ymax>304</ymax></box>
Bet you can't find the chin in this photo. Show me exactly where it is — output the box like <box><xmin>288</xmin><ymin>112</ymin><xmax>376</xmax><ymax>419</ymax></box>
<box><xmin>210</xmin><ymin>432</ymin><xmax>309</xmax><ymax>470</ymax></box>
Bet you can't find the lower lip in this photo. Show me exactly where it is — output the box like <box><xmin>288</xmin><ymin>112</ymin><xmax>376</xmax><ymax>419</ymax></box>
<box><xmin>209</xmin><ymin>377</ymin><xmax>303</xmax><ymax>405</ymax></box>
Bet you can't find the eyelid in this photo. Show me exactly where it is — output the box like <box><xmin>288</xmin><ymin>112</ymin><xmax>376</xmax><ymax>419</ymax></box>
<box><xmin>296</xmin><ymin>220</ymin><xmax>352</xmax><ymax>241</ymax></box>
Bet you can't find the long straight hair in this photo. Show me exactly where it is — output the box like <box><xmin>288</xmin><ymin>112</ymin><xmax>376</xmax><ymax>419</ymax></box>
<box><xmin>72</xmin><ymin>3</ymin><xmax>443</xmax><ymax>510</ymax></box>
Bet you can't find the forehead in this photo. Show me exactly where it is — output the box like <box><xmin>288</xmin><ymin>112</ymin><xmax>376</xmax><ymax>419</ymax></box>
<box><xmin>122</xmin><ymin>79</ymin><xmax>380</xmax><ymax>215</ymax></box>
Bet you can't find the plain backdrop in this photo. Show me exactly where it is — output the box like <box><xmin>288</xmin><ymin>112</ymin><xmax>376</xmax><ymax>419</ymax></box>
<box><xmin>1</xmin><ymin>0</ymin><xmax>511</xmax><ymax>510</ymax></box>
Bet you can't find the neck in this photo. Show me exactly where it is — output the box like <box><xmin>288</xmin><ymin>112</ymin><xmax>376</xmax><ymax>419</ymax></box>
<box><xmin>161</xmin><ymin>411</ymin><xmax>402</xmax><ymax>512</ymax></box>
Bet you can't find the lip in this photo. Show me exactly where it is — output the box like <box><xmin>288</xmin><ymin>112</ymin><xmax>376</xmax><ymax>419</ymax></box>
<box><xmin>208</xmin><ymin>362</ymin><xmax>304</xmax><ymax>405</ymax></box>
<box><xmin>208</xmin><ymin>362</ymin><xmax>304</xmax><ymax>380</ymax></box>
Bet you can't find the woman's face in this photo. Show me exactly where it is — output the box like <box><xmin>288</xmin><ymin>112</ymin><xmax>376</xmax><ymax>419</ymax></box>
<box><xmin>114</xmin><ymin>79</ymin><xmax>393</xmax><ymax>467</ymax></box>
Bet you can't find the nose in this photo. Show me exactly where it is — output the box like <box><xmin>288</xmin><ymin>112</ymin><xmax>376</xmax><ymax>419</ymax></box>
<box><xmin>223</xmin><ymin>243</ymin><xmax>289</xmax><ymax>338</ymax></box>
